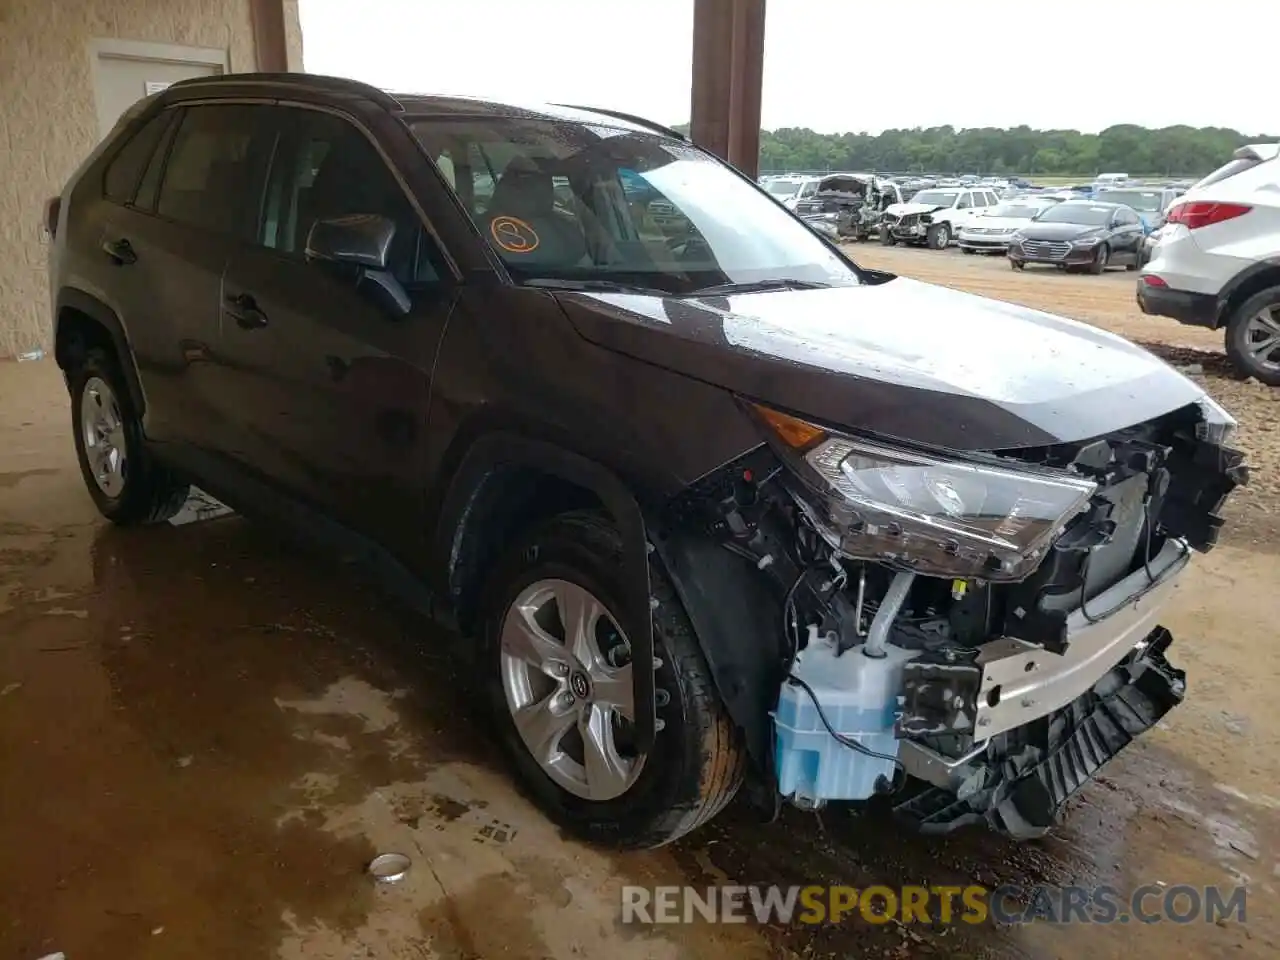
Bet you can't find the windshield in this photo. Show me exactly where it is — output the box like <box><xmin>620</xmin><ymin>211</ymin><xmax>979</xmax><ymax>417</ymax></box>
<box><xmin>765</xmin><ymin>180</ymin><xmax>803</xmax><ymax>197</ymax></box>
<box><xmin>1097</xmin><ymin>190</ymin><xmax>1163</xmax><ymax>212</ymax></box>
<box><xmin>409</xmin><ymin>117</ymin><xmax>860</xmax><ymax>294</ymax></box>
<box><xmin>910</xmin><ymin>190</ymin><xmax>958</xmax><ymax>207</ymax></box>
<box><xmin>991</xmin><ymin>203</ymin><xmax>1046</xmax><ymax>219</ymax></box>
<box><xmin>1035</xmin><ymin>204</ymin><xmax>1114</xmax><ymax>226</ymax></box>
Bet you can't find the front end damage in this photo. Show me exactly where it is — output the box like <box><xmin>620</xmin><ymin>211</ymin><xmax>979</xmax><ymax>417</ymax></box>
<box><xmin>882</xmin><ymin>207</ymin><xmax>942</xmax><ymax>243</ymax></box>
<box><xmin>796</xmin><ymin>176</ymin><xmax>904</xmax><ymax>243</ymax></box>
<box><xmin>658</xmin><ymin>397</ymin><xmax>1246</xmax><ymax>839</ymax></box>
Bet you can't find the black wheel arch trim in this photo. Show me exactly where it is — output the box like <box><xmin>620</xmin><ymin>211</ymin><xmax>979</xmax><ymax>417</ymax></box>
<box><xmin>1216</xmin><ymin>257</ymin><xmax>1280</xmax><ymax>328</ymax></box>
<box><xmin>432</xmin><ymin>431</ymin><xmax>658</xmax><ymax>754</ymax></box>
<box><xmin>54</xmin><ymin>287</ymin><xmax>146</xmax><ymax>415</ymax></box>
<box><xmin>644</xmin><ymin>519</ymin><xmax>784</xmax><ymax>775</ymax></box>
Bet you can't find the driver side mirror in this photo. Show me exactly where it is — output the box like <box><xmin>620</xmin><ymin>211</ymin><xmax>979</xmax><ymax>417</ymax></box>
<box><xmin>305</xmin><ymin>214</ymin><xmax>411</xmax><ymax>317</ymax></box>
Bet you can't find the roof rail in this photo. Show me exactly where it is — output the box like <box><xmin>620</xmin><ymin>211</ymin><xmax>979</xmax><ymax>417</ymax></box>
<box><xmin>165</xmin><ymin>72</ymin><xmax>404</xmax><ymax>113</ymax></box>
<box><xmin>553</xmin><ymin>104</ymin><xmax>688</xmax><ymax>142</ymax></box>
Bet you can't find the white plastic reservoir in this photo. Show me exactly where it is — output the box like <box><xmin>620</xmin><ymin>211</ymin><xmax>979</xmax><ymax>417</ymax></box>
<box><xmin>774</xmin><ymin>632</ymin><xmax>917</xmax><ymax>805</ymax></box>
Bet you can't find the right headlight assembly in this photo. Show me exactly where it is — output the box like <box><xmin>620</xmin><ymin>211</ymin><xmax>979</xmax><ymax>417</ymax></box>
<box><xmin>750</xmin><ymin>405</ymin><xmax>1097</xmax><ymax>581</ymax></box>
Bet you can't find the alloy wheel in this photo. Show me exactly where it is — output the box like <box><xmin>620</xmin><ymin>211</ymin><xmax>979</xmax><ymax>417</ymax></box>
<box><xmin>1243</xmin><ymin>306</ymin><xmax>1280</xmax><ymax>374</ymax></box>
<box><xmin>499</xmin><ymin>578</ymin><xmax>644</xmax><ymax>801</ymax></box>
<box><xmin>80</xmin><ymin>376</ymin><xmax>128</xmax><ymax>498</ymax></box>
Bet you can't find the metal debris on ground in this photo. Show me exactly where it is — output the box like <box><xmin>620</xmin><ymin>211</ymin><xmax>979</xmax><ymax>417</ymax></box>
<box><xmin>167</xmin><ymin>488</ymin><xmax>235</xmax><ymax>527</ymax></box>
<box><xmin>368</xmin><ymin>852</ymin><xmax>412</xmax><ymax>883</ymax></box>
<box><xmin>17</xmin><ymin>349</ymin><xmax>45</xmax><ymax>362</ymax></box>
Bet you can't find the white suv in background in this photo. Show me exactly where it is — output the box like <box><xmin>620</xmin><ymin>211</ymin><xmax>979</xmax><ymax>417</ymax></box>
<box><xmin>1138</xmin><ymin>144</ymin><xmax>1280</xmax><ymax>384</ymax></box>
<box><xmin>881</xmin><ymin>187</ymin><xmax>1000</xmax><ymax>249</ymax></box>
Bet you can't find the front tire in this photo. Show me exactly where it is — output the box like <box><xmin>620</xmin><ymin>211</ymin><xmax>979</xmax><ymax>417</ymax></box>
<box><xmin>927</xmin><ymin>223</ymin><xmax>951</xmax><ymax>250</ymax></box>
<box><xmin>1088</xmin><ymin>243</ymin><xmax>1110</xmax><ymax>275</ymax></box>
<box><xmin>1224</xmin><ymin>286</ymin><xmax>1280</xmax><ymax>386</ymax></box>
<box><xmin>69</xmin><ymin>347</ymin><xmax>189</xmax><ymax>525</ymax></box>
<box><xmin>480</xmin><ymin>510</ymin><xmax>745</xmax><ymax>848</ymax></box>
<box><xmin>880</xmin><ymin>227</ymin><xmax>896</xmax><ymax>246</ymax></box>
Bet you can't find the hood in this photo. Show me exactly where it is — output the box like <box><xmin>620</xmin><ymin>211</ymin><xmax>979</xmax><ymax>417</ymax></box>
<box><xmin>961</xmin><ymin>216</ymin><xmax>1029</xmax><ymax>233</ymax></box>
<box><xmin>886</xmin><ymin>201</ymin><xmax>946</xmax><ymax>218</ymax></box>
<box><xmin>555</xmin><ymin>279</ymin><xmax>1203</xmax><ymax>452</ymax></box>
<box><xmin>1018</xmin><ymin>221</ymin><xmax>1106</xmax><ymax>241</ymax></box>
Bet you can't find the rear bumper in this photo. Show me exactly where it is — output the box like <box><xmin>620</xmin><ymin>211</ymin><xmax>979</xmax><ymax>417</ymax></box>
<box><xmin>1136</xmin><ymin>281</ymin><xmax>1220</xmax><ymax>328</ymax></box>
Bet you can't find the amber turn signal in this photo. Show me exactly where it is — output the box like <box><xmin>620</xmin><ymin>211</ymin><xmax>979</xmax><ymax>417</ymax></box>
<box><xmin>752</xmin><ymin>404</ymin><xmax>826</xmax><ymax>450</ymax></box>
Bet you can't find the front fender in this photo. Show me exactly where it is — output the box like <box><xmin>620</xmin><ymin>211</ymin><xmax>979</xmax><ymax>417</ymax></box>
<box><xmin>432</xmin><ymin>431</ymin><xmax>657</xmax><ymax>753</ymax></box>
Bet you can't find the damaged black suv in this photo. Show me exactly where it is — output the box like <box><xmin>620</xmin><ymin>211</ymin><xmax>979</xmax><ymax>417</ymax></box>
<box><xmin>48</xmin><ymin>74</ymin><xmax>1247</xmax><ymax>848</ymax></box>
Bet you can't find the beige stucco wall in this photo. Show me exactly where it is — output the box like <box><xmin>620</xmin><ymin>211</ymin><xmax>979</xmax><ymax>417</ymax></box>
<box><xmin>0</xmin><ymin>0</ymin><xmax>304</xmax><ymax>358</ymax></box>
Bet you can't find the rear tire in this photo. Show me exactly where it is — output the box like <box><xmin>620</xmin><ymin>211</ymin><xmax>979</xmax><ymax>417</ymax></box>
<box><xmin>69</xmin><ymin>347</ymin><xmax>189</xmax><ymax>525</ymax></box>
<box><xmin>1224</xmin><ymin>286</ymin><xmax>1280</xmax><ymax>386</ymax></box>
<box><xmin>479</xmin><ymin>510</ymin><xmax>745</xmax><ymax>848</ymax></box>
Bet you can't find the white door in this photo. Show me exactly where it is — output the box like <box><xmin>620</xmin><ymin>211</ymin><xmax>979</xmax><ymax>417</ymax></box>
<box><xmin>90</xmin><ymin>39</ymin><xmax>228</xmax><ymax>139</ymax></box>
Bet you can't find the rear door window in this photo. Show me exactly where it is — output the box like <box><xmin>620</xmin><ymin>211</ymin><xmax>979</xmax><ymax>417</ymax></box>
<box><xmin>103</xmin><ymin>112</ymin><xmax>174</xmax><ymax>204</ymax></box>
<box><xmin>156</xmin><ymin>104</ymin><xmax>266</xmax><ymax>236</ymax></box>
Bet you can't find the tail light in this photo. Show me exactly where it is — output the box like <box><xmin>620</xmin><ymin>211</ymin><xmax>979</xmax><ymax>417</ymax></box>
<box><xmin>43</xmin><ymin>196</ymin><xmax>61</xmax><ymax>239</ymax></box>
<box><xmin>1165</xmin><ymin>201</ymin><xmax>1251</xmax><ymax>230</ymax></box>
<box><xmin>1141</xmin><ymin>275</ymin><xmax>1168</xmax><ymax>287</ymax></box>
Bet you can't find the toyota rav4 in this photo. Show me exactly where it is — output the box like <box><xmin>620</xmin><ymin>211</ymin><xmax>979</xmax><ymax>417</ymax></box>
<box><xmin>47</xmin><ymin>74</ymin><xmax>1247</xmax><ymax>849</ymax></box>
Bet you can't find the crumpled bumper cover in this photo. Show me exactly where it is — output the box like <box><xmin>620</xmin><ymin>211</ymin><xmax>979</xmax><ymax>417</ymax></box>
<box><xmin>894</xmin><ymin>626</ymin><xmax>1184</xmax><ymax>839</ymax></box>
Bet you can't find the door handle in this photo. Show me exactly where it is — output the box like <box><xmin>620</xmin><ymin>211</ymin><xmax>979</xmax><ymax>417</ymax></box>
<box><xmin>224</xmin><ymin>292</ymin><xmax>268</xmax><ymax>330</ymax></box>
<box><xmin>102</xmin><ymin>237</ymin><xmax>137</xmax><ymax>265</ymax></box>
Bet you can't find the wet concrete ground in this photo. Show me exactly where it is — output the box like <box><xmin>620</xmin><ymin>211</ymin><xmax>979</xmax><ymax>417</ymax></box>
<box><xmin>2</xmin><ymin>356</ymin><xmax>1277</xmax><ymax>959</ymax></box>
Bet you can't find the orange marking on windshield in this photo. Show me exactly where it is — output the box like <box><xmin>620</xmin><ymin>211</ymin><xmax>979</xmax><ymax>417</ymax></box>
<box><xmin>490</xmin><ymin>216</ymin><xmax>540</xmax><ymax>253</ymax></box>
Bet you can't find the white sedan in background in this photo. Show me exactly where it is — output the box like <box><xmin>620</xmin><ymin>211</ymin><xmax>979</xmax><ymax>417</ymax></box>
<box><xmin>957</xmin><ymin>197</ymin><xmax>1062</xmax><ymax>254</ymax></box>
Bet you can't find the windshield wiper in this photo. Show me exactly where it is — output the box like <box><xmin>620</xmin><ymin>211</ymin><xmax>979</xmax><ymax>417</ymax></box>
<box><xmin>685</xmin><ymin>278</ymin><xmax>832</xmax><ymax>297</ymax></box>
<box><xmin>520</xmin><ymin>278</ymin><xmax>668</xmax><ymax>295</ymax></box>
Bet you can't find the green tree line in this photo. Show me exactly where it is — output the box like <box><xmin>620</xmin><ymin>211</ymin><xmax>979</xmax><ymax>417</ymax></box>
<box><xmin>671</xmin><ymin>123</ymin><xmax>1276</xmax><ymax>177</ymax></box>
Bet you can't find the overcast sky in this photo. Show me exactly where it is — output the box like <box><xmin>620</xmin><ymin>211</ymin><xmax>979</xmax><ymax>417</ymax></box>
<box><xmin>299</xmin><ymin>0</ymin><xmax>1272</xmax><ymax>135</ymax></box>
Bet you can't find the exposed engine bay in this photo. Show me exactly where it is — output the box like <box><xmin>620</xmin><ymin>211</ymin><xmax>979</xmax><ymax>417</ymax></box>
<box><xmin>882</xmin><ymin>207</ymin><xmax>942</xmax><ymax>244</ymax></box>
<box><xmin>660</xmin><ymin>396</ymin><xmax>1247</xmax><ymax>839</ymax></box>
